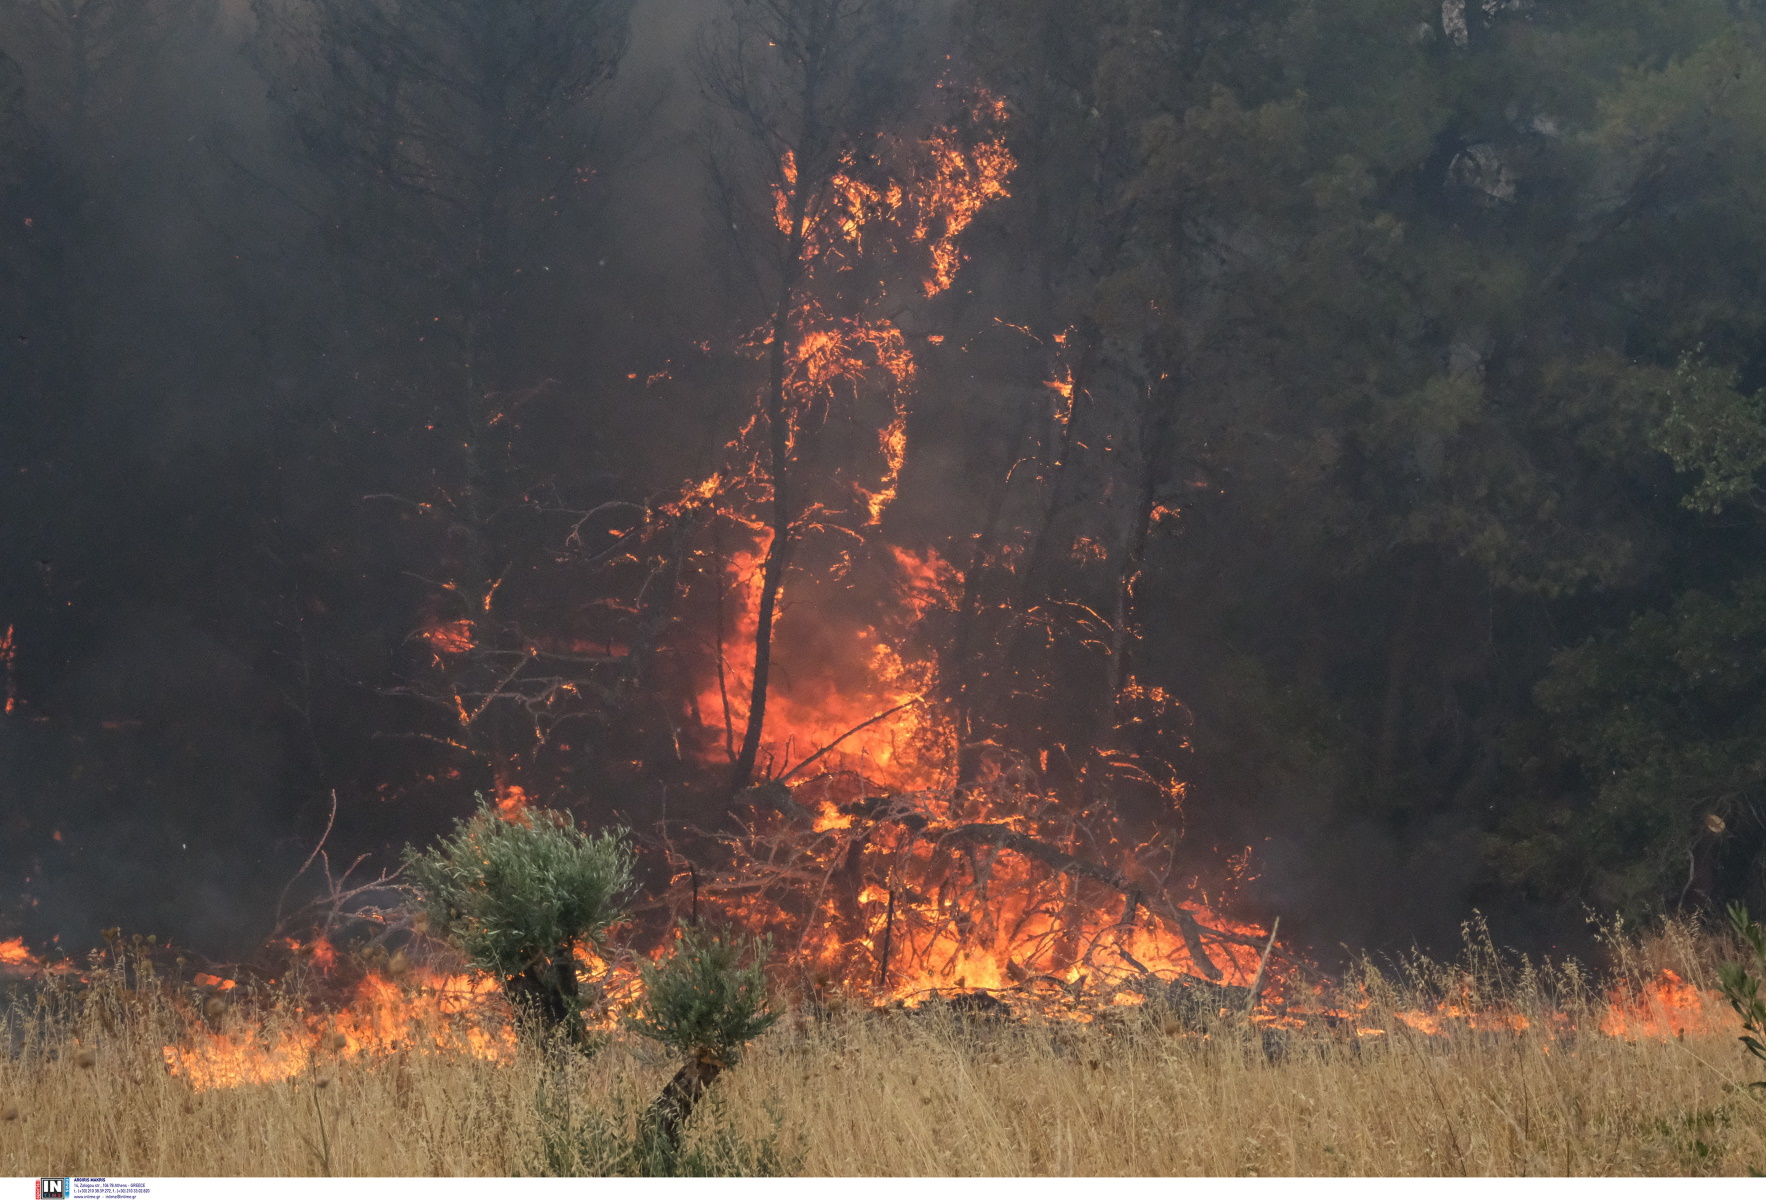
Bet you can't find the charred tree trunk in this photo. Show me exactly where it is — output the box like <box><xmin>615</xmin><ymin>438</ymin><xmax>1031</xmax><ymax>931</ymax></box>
<box><xmin>1375</xmin><ymin>562</ymin><xmax>1428</xmax><ymax>798</ymax></box>
<box><xmin>730</xmin><ymin>231</ymin><xmax>808</xmax><ymax>793</ymax></box>
<box><xmin>508</xmin><ymin>951</ymin><xmax>587</xmax><ymax>1045</ymax></box>
<box><xmin>730</xmin><ymin>63</ymin><xmax>821</xmax><ymax>791</ymax></box>
<box><xmin>645</xmin><ymin>1053</ymin><xmax>725</xmax><ymax>1151</ymax></box>
<box><xmin>946</xmin><ymin>399</ymin><xmax>1035</xmax><ymax>780</ymax></box>
<box><xmin>1107</xmin><ymin>373</ymin><xmax>1173</xmax><ymax>703</ymax></box>
<box><xmin>1078</xmin><ymin>368</ymin><xmax>1176</xmax><ymax>795</ymax></box>
<box><xmin>970</xmin><ymin>330</ymin><xmax>1099</xmax><ymax>752</ymax></box>
<box><xmin>1012</xmin><ymin>330</ymin><xmax>1096</xmax><ymax>612</ymax></box>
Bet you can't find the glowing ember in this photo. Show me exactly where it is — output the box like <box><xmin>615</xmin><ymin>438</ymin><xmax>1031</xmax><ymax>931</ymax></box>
<box><xmin>423</xmin><ymin>619</ymin><xmax>474</xmax><ymax>656</ymax></box>
<box><xmin>494</xmin><ymin>782</ymin><xmax>530</xmax><ymax>822</ymax></box>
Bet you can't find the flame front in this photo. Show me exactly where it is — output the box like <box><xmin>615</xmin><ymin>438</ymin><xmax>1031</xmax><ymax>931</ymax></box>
<box><xmin>161</xmin><ymin>965</ymin><xmax>516</xmax><ymax>1091</ymax></box>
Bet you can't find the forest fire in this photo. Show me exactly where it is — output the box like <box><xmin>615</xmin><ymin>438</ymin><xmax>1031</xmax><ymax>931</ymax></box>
<box><xmin>2</xmin><ymin>32</ymin><xmax>1751</xmax><ymax>1125</ymax></box>
<box><xmin>633</xmin><ymin>85</ymin><xmax>1280</xmax><ymax>1005</ymax></box>
<box><xmin>102</xmin><ymin>86</ymin><xmax>1312</xmax><ymax>1089</ymax></box>
<box><xmin>5</xmin><ymin>0</ymin><xmax>1766</xmax><ymax>1179</ymax></box>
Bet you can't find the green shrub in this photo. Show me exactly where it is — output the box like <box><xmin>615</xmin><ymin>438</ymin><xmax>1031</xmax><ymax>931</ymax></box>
<box><xmin>627</xmin><ymin>926</ymin><xmax>777</xmax><ymax>1062</ymax></box>
<box><xmin>402</xmin><ymin>795</ymin><xmax>634</xmax><ymax>1045</ymax></box>
<box><xmin>1719</xmin><ymin>902</ymin><xmax>1766</xmax><ymax>1088</ymax></box>
<box><xmin>625</xmin><ymin>926</ymin><xmax>778</xmax><ymax>1149</ymax></box>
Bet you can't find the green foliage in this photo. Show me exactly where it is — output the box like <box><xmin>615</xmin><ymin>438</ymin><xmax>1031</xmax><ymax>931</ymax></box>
<box><xmin>1718</xmin><ymin>902</ymin><xmax>1766</xmax><ymax>1084</ymax></box>
<box><xmin>625</xmin><ymin>926</ymin><xmax>777</xmax><ymax>1064</ymax></box>
<box><xmin>535</xmin><ymin>925</ymin><xmax>787</xmax><ymax>1176</ymax></box>
<box><xmin>1657</xmin><ymin>353</ymin><xmax>1766</xmax><ymax>514</ymax></box>
<box><xmin>402</xmin><ymin>796</ymin><xmax>634</xmax><ymax>1035</ymax></box>
<box><xmin>534</xmin><ymin>1083</ymin><xmax>799</xmax><ymax>1178</ymax></box>
<box><xmin>1523</xmin><ymin>579</ymin><xmax>1766</xmax><ymax>914</ymax></box>
<box><xmin>949</xmin><ymin>0</ymin><xmax>1766</xmax><ymax>932</ymax></box>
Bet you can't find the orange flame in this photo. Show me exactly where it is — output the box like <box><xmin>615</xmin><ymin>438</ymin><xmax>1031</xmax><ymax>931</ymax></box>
<box><xmin>693</xmin><ymin>541</ymin><xmax>944</xmax><ymax>789</ymax></box>
<box><xmin>1597</xmin><ymin>969</ymin><xmax>1717</xmax><ymax>1039</ymax></box>
<box><xmin>494</xmin><ymin>782</ymin><xmax>530</xmax><ymax>823</ymax></box>
<box><xmin>773</xmin><ymin>93</ymin><xmax>1015</xmax><ymax>297</ymax></box>
<box><xmin>0</xmin><ymin>936</ymin><xmax>72</xmax><ymax>978</ymax></box>
<box><xmin>162</xmin><ymin>966</ymin><xmax>516</xmax><ymax>1091</ymax></box>
<box><xmin>1</xmin><ymin>623</ymin><xmax>16</xmax><ymax>714</ymax></box>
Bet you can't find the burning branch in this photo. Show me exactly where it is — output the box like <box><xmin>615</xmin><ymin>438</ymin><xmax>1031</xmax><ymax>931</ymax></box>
<box><xmin>933</xmin><ymin>822</ymin><xmax>1233</xmax><ymax>980</ymax></box>
<box><xmin>778</xmin><ymin>697</ymin><xmax>924</xmax><ymax>783</ymax></box>
<box><xmin>674</xmin><ymin>771</ymin><xmax>1268</xmax><ymax>999</ymax></box>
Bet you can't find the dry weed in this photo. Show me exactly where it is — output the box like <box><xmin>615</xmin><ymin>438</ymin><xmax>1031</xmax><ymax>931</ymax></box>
<box><xmin>1</xmin><ymin>919</ymin><xmax>1760</xmax><ymax>1176</ymax></box>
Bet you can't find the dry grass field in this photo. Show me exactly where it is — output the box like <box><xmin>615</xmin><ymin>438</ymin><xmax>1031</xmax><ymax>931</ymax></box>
<box><xmin>3</xmin><ymin>921</ymin><xmax>1764</xmax><ymax>1177</ymax></box>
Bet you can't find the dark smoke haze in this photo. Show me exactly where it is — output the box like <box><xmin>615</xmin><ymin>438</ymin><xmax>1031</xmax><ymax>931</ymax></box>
<box><xmin>3</xmin><ymin>0</ymin><xmax>1765</xmax><ymax>967</ymax></box>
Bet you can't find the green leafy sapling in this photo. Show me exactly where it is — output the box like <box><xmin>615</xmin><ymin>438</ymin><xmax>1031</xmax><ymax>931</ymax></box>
<box><xmin>1718</xmin><ymin>901</ymin><xmax>1766</xmax><ymax>1089</ymax></box>
<box><xmin>403</xmin><ymin>796</ymin><xmax>634</xmax><ymax>1046</ymax></box>
<box><xmin>626</xmin><ymin>925</ymin><xmax>778</xmax><ymax>1149</ymax></box>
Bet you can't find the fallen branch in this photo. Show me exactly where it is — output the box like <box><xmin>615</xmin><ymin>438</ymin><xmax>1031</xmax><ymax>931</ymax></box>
<box><xmin>1246</xmin><ymin>915</ymin><xmax>1280</xmax><ymax>1015</ymax></box>
<box><xmin>941</xmin><ymin>822</ymin><xmax>1226</xmax><ymax>980</ymax></box>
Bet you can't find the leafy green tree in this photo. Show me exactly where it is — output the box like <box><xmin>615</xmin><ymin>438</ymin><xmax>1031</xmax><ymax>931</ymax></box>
<box><xmin>402</xmin><ymin>797</ymin><xmax>634</xmax><ymax>1044</ymax></box>
<box><xmin>1515</xmin><ymin>577</ymin><xmax>1766</xmax><ymax>916</ymax></box>
<box><xmin>949</xmin><ymin>0</ymin><xmax>1766</xmax><ymax>933</ymax></box>
<box><xmin>626</xmin><ymin>926</ymin><xmax>777</xmax><ymax>1151</ymax></box>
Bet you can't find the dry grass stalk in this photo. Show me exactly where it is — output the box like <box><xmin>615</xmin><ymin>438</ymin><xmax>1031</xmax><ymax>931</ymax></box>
<box><xmin>1</xmin><ymin>919</ymin><xmax>1761</xmax><ymax>1176</ymax></box>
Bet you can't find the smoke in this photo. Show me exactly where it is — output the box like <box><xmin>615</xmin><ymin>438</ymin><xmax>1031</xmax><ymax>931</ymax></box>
<box><xmin>0</xmin><ymin>0</ymin><xmax>1718</xmax><ymax>969</ymax></box>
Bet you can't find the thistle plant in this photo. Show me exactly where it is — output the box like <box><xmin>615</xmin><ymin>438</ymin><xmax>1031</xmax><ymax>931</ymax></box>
<box><xmin>402</xmin><ymin>796</ymin><xmax>634</xmax><ymax>1046</ymax></box>
<box><xmin>626</xmin><ymin>926</ymin><xmax>777</xmax><ymax>1150</ymax></box>
<box><xmin>1718</xmin><ymin>902</ymin><xmax>1766</xmax><ymax>1088</ymax></box>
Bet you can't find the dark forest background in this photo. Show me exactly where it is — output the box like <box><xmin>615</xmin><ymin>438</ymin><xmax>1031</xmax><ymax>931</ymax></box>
<box><xmin>4</xmin><ymin>0</ymin><xmax>1766</xmax><ymax>963</ymax></box>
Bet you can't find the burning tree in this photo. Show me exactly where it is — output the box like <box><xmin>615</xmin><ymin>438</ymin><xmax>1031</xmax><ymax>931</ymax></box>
<box><xmin>696</xmin><ymin>0</ymin><xmax>938</xmax><ymax>792</ymax></box>
<box><xmin>235</xmin><ymin>0</ymin><xmax>1284</xmax><ymax>1014</ymax></box>
<box><xmin>587</xmin><ymin>2</ymin><xmax>1279</xmax><ymax>1006</ymax></box>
